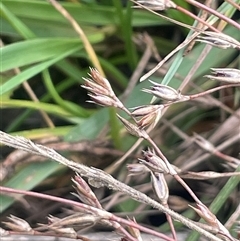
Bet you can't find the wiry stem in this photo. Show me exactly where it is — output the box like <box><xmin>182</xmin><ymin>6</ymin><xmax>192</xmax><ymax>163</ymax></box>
<box><xmin>0</xmin><ymin>131</ymin><xmax>224</xmax><ymax>241</ymax></box>
<box><xmin>144</xmin><ymin>133</ymin><xmax>202</xmax><ymax>204</ymax></box>
<box><xmin>185</xmin><ymin>0</ymin><xmax>240</xmax><ymax>30</ymax></box>
<box><xmin>48</xmin><ymin>0</ymin><xmax>104</xmax><ymax>76</ymax></box>
<box><xmin>175</xmin><ymin>5</ymin><xmax>219</xmax><ymax>32</ymax></box>
<box><xmin>0</xmin><ymin>186</ymin><xmax>173</xmax><ymax>241</ymax></box>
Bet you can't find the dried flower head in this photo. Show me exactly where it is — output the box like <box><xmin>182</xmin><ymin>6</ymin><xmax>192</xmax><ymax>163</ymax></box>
<box><xmin>47</xmin><ymin>226</ymin><xmax>77</xmax><ymax>238</ymax></box>
<box><xmin>48</xmin><ymin>215</ymin><xmax>61</xmax><ymax>225</ymax></box>
<box><xmin>196</xmin><ymin>31</ymin><xmax>240</xmax><ymax>49</ymax></box>
<box><xmin>189</xmin><ymin>204</ymin><xmax>218</xmax><ymax>228</ymax></box>
<box><xmin>151</xmin><ymin>172</ymin><xmax>169</xmax><ymax>204</ymax></box>
<box><xmin>82</xmin><ymin>67</ymin><xmax>124</xmax><ymax>109</ymax></box>
<box><xmin>72</xmin><ymin>174</ymin><xmax>102</xmax><ymax>208</ymax></box>
<box><xmin>131</xmin><ymin>104</ymin><xmax>161</xmax><ymax>116</ymax></box>
<box><xmin>88</xmin><ymin>67</ymin><xmax>115</xmax><ymax>95</ymax></box>
<box><xmin>131</xmin><ymin>104</ymin><xmax>164</xmax><ymax>129</ymax></box>
<box><xmin>204</xmin><ymin>68</ymin><xmax>240</xmax><ymax>83</ymax></box>
<box><xmin>127</xmin><ymin>217</ymin><xmax>142</xmax><ymax>240</ymax></box>
<box><xmin>117</xmin><ymin>114</ymin><xmax>147</xmax><ymax>138</ymax></box>
<box><xmin>48</xmin><ymin>214</ymin><xmax>98</xmax><ymax>228</ymax></box>
<box><xmin>3</xmin><ymin>215</ymin><xmax>32</xmax><ymax>232</ymax></box>
<box><xmin>134</xmin><ymin>0</ymin><xmax>176</xmax><ymax>10</ymax></box>
<box><xmin>142</xmin><ymin>80</ymin><xmax>182</xmax><ymax>101</ymax></box>
<box><xmin>83</xmin><ymin>78</ymin><xmax>110</xmax><ymax>96</ymax></box>
<box><xmin>127</xmin><ymin>163</ymin><xmax>150</xmax><ymax>176</ymax></box>
<box><xmin>87</xmin><ymin>93</ymin><xmax>120</xmax><ymax>107</ymax></box>
<box><xmin>141</xmin><ymin>149</ymin><xmax>170</xmax><ymax>173</ymax></box>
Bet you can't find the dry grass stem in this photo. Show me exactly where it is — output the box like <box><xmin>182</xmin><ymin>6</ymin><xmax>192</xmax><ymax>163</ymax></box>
<box><xmin>0</xmin><ymin>131</ymin><xmax>226</xmax><ymax>241</ymax></box>
<box><xmin>2</xmin><ymin>1</ymin><xmax>239</xmax><ymax>240</ymax></box>
<box><xmin>48</xmin><ymin>0</ymin><xmax>104</xmax><ymax>76</ymax></box>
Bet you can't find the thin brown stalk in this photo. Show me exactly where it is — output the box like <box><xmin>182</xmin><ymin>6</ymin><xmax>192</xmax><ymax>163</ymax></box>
<box><xmin>225</xmin><ymin>204</ymin><xmax>240</xmax><ymax>229</ymax></box>
<box><xmin>107</xmin><ymin>138</ymin><xmax>144</xmax><ymax>172</ymax></box>
<box><xmin>183</xmin><ymin>132</ymin><xmax>240</xmax><ymax>170</ymax></box>
<box><xmin>188</xmin><ymin>82</ymin><xmax>240</xmax><ymax>119</ymax></box>
<box><xmin>131</xmin><ymin>0</ymin><xmax>218</xmax><ymax>32</ymax></box>
<box><xmin>145</xmin><ymin>135</ymin><xmax>202</xmax><ymax>204</ymax></box>
<box><xmin>188</xmin><ymin>83</ymin><xmax>240</xmax><ymax>99</ymax></box>
<box><xmin>176</xmin><ymin>5</ymin><xmax>220</xmax><ymax>32</ymax></box>
<box><xmin>0</xmin><ymin>186</ymin><xmax>173</xmax><ymax>241</ymax></box>
<box><xmin>21</xmin><ymin>81</ymin><xmax>55</xmax><ymax>128</ymax></box>
<box><xmin>165</xmin><ymin>207</ymin><xmax>178</xmax><ymax>240</ymax></box>
<box><xmin>140</xmin><ymin>33</ymin><xmax>198</xmax><ymax>82</ymax></box>
<box><xmin>0</xmin><ymin>131</ymin><xmax>225</xmax><ymax>241</ymax></box>
<box><xmin>184</xmin><ymin>0</ymin><xmax>212</xmax><ymax>55</ymax></box>
<box><xmin>212</xmin><ymin>150</ymin><xmax>240</xmax><ymax>164</ymax></box>
<box><xmin>180</xmin><ymin>45</ymin><xmax>212</xmax><ymax>92</ymax></box>
<box><xmin>162</xmin><ymin>83</ymin><xmax>240</xmax><ymax>109</ymax></box>
<box><xmin>121</xmin><ymin>34</ymin><xmax>155</xmax><ymax>101</ymax></box>
<box><xmin>186</xmin><ymin>0</ymin><xmax>240</xmax><ymax>30</ymax></box>
<box><xmin>224</xmin><ymin>0</ymin><xmax>240</xmax><ymax>10</ymax></box>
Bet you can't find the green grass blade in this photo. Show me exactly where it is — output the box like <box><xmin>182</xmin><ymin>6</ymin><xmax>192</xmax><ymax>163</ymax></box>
<box><xmin>1</xmin><ymin>46</ymin><xmax>81</xmax><ymax>95</ymax></box>
<box><xmin>65</xmin><ymin>108</ymin><xmax>109</xmax><ymax>142</ymax></box>
<box><xmin>42</xmin><ymin>70</ymin><xmax>90</xmax><ymax>117</ymax></box>
<box><xmin>1</xmin><ymin>0</ymin><xmax>168</xmax><ymax>28</ymax></box>
<box><xmin>5</xmin><ymin>78</ymin><xmax>77</xmax><ymax>132</ymax></box>
<box><xmin>11</xmin><ymin>126</ymin><xmax>73</xmax><ymax>139</ymax></box>
<box><xmin>2</xmin><ymin>99</ymin><xmax>76</xmax><ymax>118</ymax></box>
<box><xmin>2</xmin><ymin>38</ymin><xmax>83</xmax><ymax>72</ymax></box>
<box><xmin>0</xmin><ymin>2</ymin><xmax>35</xmax><ymax>39</ymax></box>
<box><xmin>0</xmin><ymin>162</ymin><xmax>63</xmax><ymax>212</ymax></box>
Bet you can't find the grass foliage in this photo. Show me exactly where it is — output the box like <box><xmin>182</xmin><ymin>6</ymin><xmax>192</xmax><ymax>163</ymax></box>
<box><xmin>1</xmin><ymin>0</ymin><xmax>240</xmax><ymax>240</ymax></box>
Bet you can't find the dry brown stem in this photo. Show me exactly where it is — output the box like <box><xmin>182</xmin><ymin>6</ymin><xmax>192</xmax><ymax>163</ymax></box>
<box><xmin>0</xmin><ymin>131</ymin><xmax>224</xmax><ymax>241</ymax></box>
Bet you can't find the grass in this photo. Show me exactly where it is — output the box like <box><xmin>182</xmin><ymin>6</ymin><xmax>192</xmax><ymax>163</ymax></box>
<box><xmin>1</xmin><ymin>0</ymin><xmax>240</xmax><ymax>240</ymax></box>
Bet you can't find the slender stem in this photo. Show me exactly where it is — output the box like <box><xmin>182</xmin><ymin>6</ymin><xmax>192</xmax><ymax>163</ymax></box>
<box><xmin>163</xmin><ymin>83</ymin><xmax>240</xmax><ymax>109</ymax></box>
<box><xmin>145</xmin><ymin>133</ymin><xmax>203</xmax><ymax>204</ymax></box>
<box><xmin>185</xmin><ymin>0</ymin><xmax>240</xmax><ymax>30</ymax></box>
<box><xmin>224</xmin><ymin>0</ymin><xmax>240</xmax><ymax>10</ymax></box>
<box><xmin>48</xmin><ymin>0</ymin><xmax>104</xmax><ymax>76</ymax></box>
<box><xmin>140</xmin><ymin>32</ymin><xmax>199</xmax><ymax>82</ymax></box>
<box><xmin>0</xmin><ymin>186</ymin><xmax>175</xmax><ymax>241</ymax></box>
<box><xmin>0</xmin><ymin>131</ymin><xmax>225</xmax><ymax>241</ymax></box>
<box><xmin>176</xmin><ymin>6</ymin><xmax>220</xmax><ymax>32</ymax></box>
<box><xmin>189</xmin><ymin>83</ymin><xmax>240</xmax><ymax>99</ymax></box>
<box><xmin>165</xmin><ymin>207</ymin><xmax>178</xmax><ymax>240</ymax></box>
<box><xmin>0</xmin><ymin>40</ymin><xmax>54</xmax><ymax>129</ymax></box>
